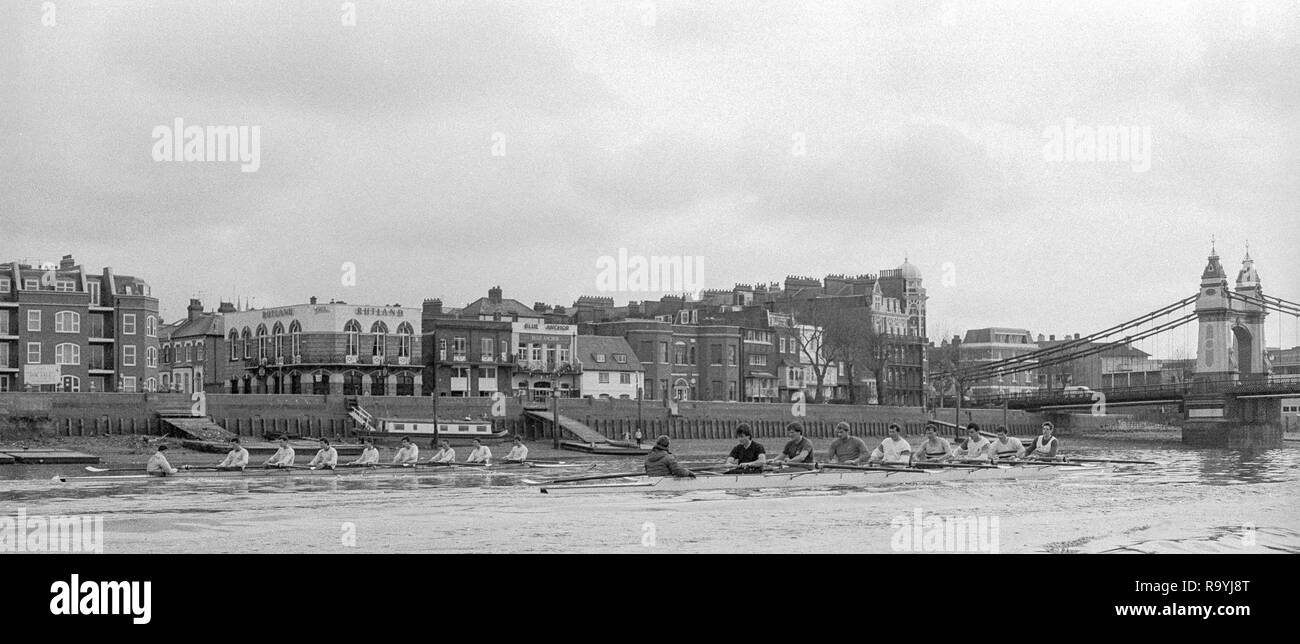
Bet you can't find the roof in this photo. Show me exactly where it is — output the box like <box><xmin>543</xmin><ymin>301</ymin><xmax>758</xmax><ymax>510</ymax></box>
<box><xmin>457</xmin><ymin>296</ymin><xmax>540</xmax><ymax>319</ymax></box>
<box><xmin>576</xmin><ymin>335</ymin><xmax>643</xmax><ymax>372</ymax></box>
<box><xmin>160</xmin><ymin>314</ymin><xmax>223</xmax><ymax>340</ymax></box>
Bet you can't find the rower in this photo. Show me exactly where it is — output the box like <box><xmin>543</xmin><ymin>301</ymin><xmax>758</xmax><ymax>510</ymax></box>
<box><xmin>392</xmin><ymin>437</ymin><xmax>420</xmax><ymax>465</ymax></box>
<box><xmin>826</xmin><ymin>422</ymin><xmax>870</xmax><ymax>465</ymax></box>
<box><xmin>146</xmin><ymin>444</ymin><xmax>178</xmax><ymax>477</ymax></box>
<box><xmin>503</xmin><ymin>437</ymin><xmax>529</xmax><ymax>463</ymax></box>
<box><xmin>429</xmin><ymin>439</ymin><xmax>456</xmax><ymax>464</ymax></box>
<box><xmin>466</xmin><ymin>438</ymin><xmax>492</xmax><ymax>465</ymax></box>
<box><xmin>951</xmin><ymin>424</ymin><xmax>993</xmax><ymax>463</ymax></box>
<box><xmin>216</xmin><ymin>437</ymin><xmax>249</xmax><ymax>471</ymax></box>
<box><xmin>989</xmin><ymin>425</ymin><xmax>1025</xmax><ymax>461</ymax></box>
<box><xmin>264</xmin><ymin>437</ymin><xmax>296</xmax><ymax>468</ymax></box>
<box><xmin>1023</xmin><ymin>422</ymin><xmax>1061</xmax><ymax>460</ymax></box>
<box><xmin>912</xmin><ymin>423</ymin><xmax>952</xmax><ymax>463</ymax></box>
<box><xmin>645</xmin><ymin>435</ymin><xmax>695</xmax><ymax>478</ymax></box>
<box><xmin>772</xmin><ymin>422</ymin><xmax>815</xmax><ymax>469</ymax></box>
<box><xmin>348</xmin><ymin>438</ymin><xmax>380</xmax><ymax>466</ymax></box>
<box><xmin>308</xmin><ymin>437</ymin><xmax>338</xmax><ymax>470</ymax></box>
<box><xmin>725</xmin><ymin>424</ymin><xmax>767</xmax><ymax>473</ymax></box>
<box><xmin>867</xmin><ymin>422</ymin><xmax>912</xmax><ymax>465</ymax></box>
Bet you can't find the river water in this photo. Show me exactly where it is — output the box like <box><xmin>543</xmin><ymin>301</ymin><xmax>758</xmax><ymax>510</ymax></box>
<box><xmin>1</xmin><ymin>439</ymin><xmax>1297</xmax><ymax>554</ymax></box>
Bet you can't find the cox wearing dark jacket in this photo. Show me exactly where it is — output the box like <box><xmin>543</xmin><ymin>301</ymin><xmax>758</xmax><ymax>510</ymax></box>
<box><xmin>645</xmin><ymin>435</ymin><xmax>695</xmax><ymax>478</ymax></box>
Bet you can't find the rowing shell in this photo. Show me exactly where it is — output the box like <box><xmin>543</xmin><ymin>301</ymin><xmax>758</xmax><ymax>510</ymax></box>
<box><xmin>53</xmin><ymin>461</ymin><xmax>590</xmax><ymax>483</ymax></box>
<box><xmin>537</xmin><ymin>463</ymin><xmax>1107</xmax><ymax>494</ymax></box>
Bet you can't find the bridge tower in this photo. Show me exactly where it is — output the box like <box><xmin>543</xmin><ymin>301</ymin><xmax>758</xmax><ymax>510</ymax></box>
<box><xmin>1193</xmin><ymin>245</ymin><xmax>1268</xmax><ymax>384</ymax></box>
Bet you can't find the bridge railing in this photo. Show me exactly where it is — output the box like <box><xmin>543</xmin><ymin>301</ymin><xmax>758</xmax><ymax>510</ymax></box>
<box><xmin>969</xmin><ymin>378</ymin><xmax>1300</xmax><ymax>407</ymax></box>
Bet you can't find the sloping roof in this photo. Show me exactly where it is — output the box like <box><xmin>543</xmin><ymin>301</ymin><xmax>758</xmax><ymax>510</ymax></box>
<box><xmin>160</xmin><ymin>314</ymin><xmax>223</xmax><ymax>340</ymax></box>
<box><xmin>576</xmin><ymin>335</ymin><xmax>643</xmax><ymax>372</ymax></box>
<box><xmin>457</xmin><ymin>297</ymin><xmax>539</xmax><ymax>318</ymax></box>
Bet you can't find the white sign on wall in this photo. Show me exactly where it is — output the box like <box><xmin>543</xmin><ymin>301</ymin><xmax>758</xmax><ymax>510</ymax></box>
<box><xmin>24</xmin><ymin>364</ymin><xmax>62</xmax><ymax>385</ymax></box>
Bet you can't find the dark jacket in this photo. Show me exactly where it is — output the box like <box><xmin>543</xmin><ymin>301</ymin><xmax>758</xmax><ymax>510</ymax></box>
<box><xmin>645</xmin><ymin>449</ymin><xmax>693</xmax><ymax>477</ymax></box>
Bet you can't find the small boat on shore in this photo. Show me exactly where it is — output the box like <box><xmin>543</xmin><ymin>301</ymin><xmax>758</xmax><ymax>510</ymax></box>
<box><xmin>535</xmin><ymin>462</ymin><xmax>1108</xmax><ymax>494</ymax></box>
<box><xmin>349</xmin><ymin>417</ymin><xmax>510</xmax><ymax>445</ymax></box>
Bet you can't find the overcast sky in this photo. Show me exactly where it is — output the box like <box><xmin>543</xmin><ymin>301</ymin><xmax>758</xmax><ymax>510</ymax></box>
<box><xmin>3</xmin><ymin>0</ymin><xmax>1298</xmax><ymax>354</ymax></box>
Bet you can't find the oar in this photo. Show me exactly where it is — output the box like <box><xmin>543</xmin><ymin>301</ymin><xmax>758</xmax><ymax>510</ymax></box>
<box><xmin>84</xmin><ymin>466</ymin><xmax>144</xmax><ymax>473</ymax></box>
<box><xmin>911</xmin><ymin>461</ymin><xmax>1001</xmax><ymax>470</ymax></box>
<box><xmin>532</xmin><ymin>471</ymin><xmax>645</xmax><ymax>485</ymax></box>
<box><xmin>1001</xmin><ymin>460</ymin><xmax>1088</xmax><ymax>467</ymax></box>
<box><xmin>817</xmin><ymin>463</ymin><xmax>927</xmax><ymax>474</ymax></box>
<box><xmin>1061</xmin><ymin>457</ymin><xmax>1158</xmax><ymax>465</ymax></box>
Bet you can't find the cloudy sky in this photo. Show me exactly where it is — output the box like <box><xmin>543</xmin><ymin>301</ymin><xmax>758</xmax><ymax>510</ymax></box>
<box><xmin>3</xmin><ymin>0</ymin><xmax>1298</xmax><ymax>354</ymax></box>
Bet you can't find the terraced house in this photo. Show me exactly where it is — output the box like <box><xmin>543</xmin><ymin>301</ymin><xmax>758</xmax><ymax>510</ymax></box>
<box><xmin>0</xmin><ymin>254</ymin><xmax>160</xmax><ymax>392</ymax></box>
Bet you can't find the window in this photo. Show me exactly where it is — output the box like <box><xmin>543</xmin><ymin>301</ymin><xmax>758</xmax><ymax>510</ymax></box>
<box><xmin>729</xmin><ymin>381</ymin><xmax>737</xmax><ymax>401</ymax></box>
<box><xmin>674</xmin><ymin>343</ymin><xmax>685</xmax><ymax>364</ymax></box>
<box><xmin>184</xmin><ymin>343</ymin><xmax>192</xmax><ymax>363</ymax></box>
<box><xmin>0</xmin><ymin>279</ymin><xmax>8</xmax><ymax>293</ymax></box>
<box><xmin>728</xmin><ymin>345</ymin><xmax>736</xmax><ymax>364</ymax></box>
<box><xmin>397</xmin><ymin>322</ymin><xmax>413</xmax><ymax>358</ymax></box>
<box><xmin>530</xmin><ymin>344</ymin><xmax>542</xmax><ymax>361</ymax></box>
<box><xmin>452</xmin><ymin>336</ymin><xmax>466</xmax><ymax>358</ymax></box>
<box><xmin>477</xmin><ymin>366</ymin><xmax>496</xmax><ymax>379</ymax></box>
<box><xmin>27</xmin><ymin>310</ymin><xmax>41</xmax><ymax>332</ymax></box>
<box><xmin>620</xmin><ymin>372</ymin><xmax>631</xmax><ymax>384</ymax></box>
<box><xmin>594</xmin><ymin>353</ymin><xmax>606</xmax><ymax>363</ymax></box>
<box><xmin>481</xmin><ymin>338</ymin><xmax>494</xmax><ymax>358</ymax></box>
<box><xmin>24</xmin><ymin>279</ymin><xmax>38</xmax><ymax>290</ymax></box>
<box><xmin>242</xmin><ymin>328</ymin><xmax>252</xmax><ymax>359</ymax></box>
<box><xmin>344</xmin><ymin>320</ymin><xmax>361</xmax><ymax>356</ymax></box>
<box><xmin>599</xmin><ymin>372</ymin><xmax>609</xmax><ymax>383</ymax></box>
<box><xmin>145</xmin><ymin>316</ymin><xmax>156</xmax><ymax>336</ymax></box>
<box><xmin>290</xmin><ymin>321</ymin><xmax>302</xmax><ymax>357</ymax></box>
<box><xmin>54</xmin><ymin>311</ymin><xmax>80</xmax><ymax>333</ymax></box>
<box><xmin>710</xmin><ymin>344</ymin><xmax>722</xmax><ymax>365</ymax></box>
<box><xmin>559</xmin><ymin>345</ymin><xmax>570</xmax><ymax>364</ymax></box>
<box><xmin>145</xmin><ymin>377</ymin><xmax>156</xmax><ymax>392</ymax></box>
<box><xmin>0</xmin><ymin>343</ymin><xmax>8</xmax><ymax>367</ymax></box>
<box><xmin>55</xmin><ymin>343</ymin><xmax>80</xmax><ymax>365</ymax></box>
<box><xmin>272</xmin><ymin>322</ymin><xmax>284</xmax><ymax>358</ymax></box>
<box><xmin>122</xmin><ymin>314</ymin><xmax>136</xmax><ymax>335</ymax></box>
<box><xmin>0</xmin><ymin>313</ymin><xmax>8</xmax><ymax>335</ymax></box>
<box><xmin>659</xmin><ymin>342</ymin><xmax>668</xmax><ymax>363</ymax></box>
<box><xmin>146</xmin><ymin>346</ymin><xmax>157</xmax><ymax>367</ymax></box>
<box><xmin>0</xmin><ymin>375</ymin><xmax>9</xmax><ymax>392</ymax></box>
<box><xmin>256</xmin><ymin>324</ymin><xmax>268</xmax><ymax>359</ymax></box>
<box><xmin>613</xmin><ymin>353</ymin><xmax>627</xmax><ymax>364</ymax></box>
<box><xmin>229</xmin><ymin>331</ymin><xmax>239</xmax><ymax>360</ymax></box>
<box><xmin>88</xmin><ymin>281</ymin><xmax>100</xmax><ymax>306</ymax></box>
<box><xmin>121</xmin><ymin>376</ymin><xmax>136</xmax><ymax>393</ymax></box>
<box><xmin>779</xmin><ymin>338</ymin><xmax>786</xmax><ymax>353</ymax></box>
<box><xmin>749</xmin><ymin>354</ymin><xmax>767</xmax><ymax>366</ymax></box>
<box><xmin>27</xmin><ymin>342</ymin><xmax>40</xmax><ymax>364</ymax></box>
<box><xmin>371</xmin><ymin>322</ymin><xmax>388</xmax><ymax>356</ymax></box>
<box><xmin>123</xmin><ymin>345</ymin><xmax>136</xmax><ymax>366</ymax></box>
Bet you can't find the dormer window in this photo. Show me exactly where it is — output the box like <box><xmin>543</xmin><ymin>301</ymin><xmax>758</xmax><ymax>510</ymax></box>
<box><xmin>613</xmin><ymin>353</ymin><xmax>627</xmax><ymax>364</ymax></box>
<box><xmin>594</xmin><ymin>353</ymin><xmax>606</xmax><ymax>363</ymax></box>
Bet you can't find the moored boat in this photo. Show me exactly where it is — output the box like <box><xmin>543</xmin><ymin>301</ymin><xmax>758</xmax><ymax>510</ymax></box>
<box><xmin>350</xmin><ymin>417</ymin><xmax>510</xmax><ymax>445</ymax></box>
<box><xmin>536</xmin><ymin>462</ymin><xmax>1108</xmax><ymax>494</ymax></box>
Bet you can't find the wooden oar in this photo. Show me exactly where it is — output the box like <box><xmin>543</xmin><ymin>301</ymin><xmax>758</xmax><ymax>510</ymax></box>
<box><xmin>817</xmin><ymin>463</ymin><xmax>927</xmax><ymax>474</ymax></box>
<box><xmin>1061</xmin><ymin>457</ymin><xmax>1158</xmax><ymax>465</ymax></box>
<box><xmin>84</xmin><ymin>466</ymin><xmax>144</xmax><ymax>473</ymax></box>
<box><xmin>1001</xmin><ymin>460</ymin><xmax>1088</xmax><ymax>467</ymax></box>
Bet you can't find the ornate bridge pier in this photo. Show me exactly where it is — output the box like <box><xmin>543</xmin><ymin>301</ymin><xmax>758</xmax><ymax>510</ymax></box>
<box><xmin>1182</xmin><ymin>246</ymin><xmax>1282</xmax><ymax>447</ymax></box>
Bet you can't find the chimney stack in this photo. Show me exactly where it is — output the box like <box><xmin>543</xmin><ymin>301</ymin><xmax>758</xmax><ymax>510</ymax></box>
<box><xmin>59</xmin><ymin>254</ymin><xmax>75</xmax><ymax>270</ymax></box>
<box><xmin>423</xmin><ymin>298</ymin><xmax>443</xmax><ymax>316</ymax></box>
<box><xmin>187</xmin><ymin>298</ymin><xmax>203</xmax><ymax>321</ymax></box>
<box><xmin>488</xmin><ymin>286</ymin><xmax>503</xmax><ymax>303</ymax></box>
<box><xmin>217</xmin><ymin>301</ymin><xmax>236</xmax><ymax>313</ymax></box>
<box><xmin>309</xmin><ymin>296</ymin><xmax>317</xmax><ymax>305</ymax></box>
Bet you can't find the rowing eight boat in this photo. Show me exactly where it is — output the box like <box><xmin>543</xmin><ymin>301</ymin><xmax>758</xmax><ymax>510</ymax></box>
<box><xmin>52</xmin><ymin>461</ymin><xmax>592</xmax><ymax>483</ymax></box>
<box><xmin>535</xmin><ymin>462</ymin><xmax>1108</xmax><ymax>494</ymax></box>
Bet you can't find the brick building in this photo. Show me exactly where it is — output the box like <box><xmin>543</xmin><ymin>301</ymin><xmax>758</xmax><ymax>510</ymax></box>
<box><xmin>158</xmin><ymin>299</ymin><xmax>232</xmax><ymax>393</ymax></box>
<box><xmin>219</xmin><ymin>298</ymin><xmax>422</xmax><ymax>395</ymax></box>
<box><xmin>0</xmin><ymin>255</ymin><xmax>160</xmax><ymax>392</ymax></box>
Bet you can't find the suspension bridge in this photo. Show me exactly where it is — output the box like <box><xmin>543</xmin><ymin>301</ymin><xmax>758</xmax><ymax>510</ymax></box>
<box><xmin>932</xmin><ymin>247</ymin><xmax>1300</xmax><ymax>447</ymax></box>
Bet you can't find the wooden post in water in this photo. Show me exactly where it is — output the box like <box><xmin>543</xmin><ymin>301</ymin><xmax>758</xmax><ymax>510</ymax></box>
<box><xmin>552</xmin><ymin>392</ymin><xmax>559</xmax><ymax>450</ymax></box>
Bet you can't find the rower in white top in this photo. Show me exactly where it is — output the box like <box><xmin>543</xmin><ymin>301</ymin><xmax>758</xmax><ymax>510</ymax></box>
<box><xmin>867</xmin><ymin>422</ymin><xmax>913</xmax><ymax>465</ymax></box>
<box><xmin>264</xmin><ymin>437</ymin><xmax>296</xmax><ymax>468</ymax></box>
<box><xmin>428</xmin><ymin>439</ymin><xmax>456</xmax><ymax>464</ymax></box>
<box><xmin>951</xmin><ymin>424</ymin><xmax>994</xmax><ymax>463</ymax></box>
<box><xmin>503</xmin><ymin>437</ymin><xmax>528</xmax><ymax>463</ymax></box>
<box><xmin>308</xmin><ymin>437</ymin><xmax>338</xmax><ymax>470</ymax></box>
<box><xmin>465</xmin><ymin>438</ymin><xmax>492</xmax><ymax>465</ymax></box>
<box><xmin>1023</xmin><ymin>422</ymin><xmax>1062</xmax><ymax>460</ymax></box>
<box><xmin>392</xmin><ymin>437</ymin><xmax>419</xmax><ymax>466</ymax></box>
<box><xmin>348</xmin><ymin>438</ymin><xmax>380</xmax><ymax>466</ymax></box>
<box><xmin>146</xmin><ymin>444</ymin><xmax>178</xmax><ymax>477</ymax></box>
<box><xmin>216</xmin><ymin>437</ymin><xmax>250</xmax><ymax>471</ymax></box>
<box><xmin>989</xmin><ymin>425</ymin><xmax>1026</xmax><ymax>461</ymax></box>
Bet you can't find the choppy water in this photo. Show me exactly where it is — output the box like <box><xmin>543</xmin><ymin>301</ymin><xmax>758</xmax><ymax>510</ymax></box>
<box><xmin>1</xmin><ymin>442</ymin><xmax>1297</xmax><ymax>553</ymax></box>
